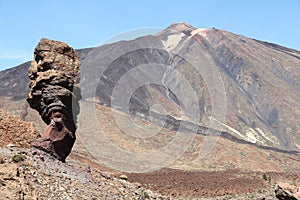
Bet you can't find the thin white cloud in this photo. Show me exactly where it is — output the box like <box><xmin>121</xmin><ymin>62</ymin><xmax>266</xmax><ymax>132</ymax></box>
<box><xmin>0</xmin><ymin>49</ymin><xmax>32</xmax><ymax>61</ymax></box>
<box><xmin>0</xmin><ymin>49</ymin><xmax>32</xmax><ymax>70</ymax></box>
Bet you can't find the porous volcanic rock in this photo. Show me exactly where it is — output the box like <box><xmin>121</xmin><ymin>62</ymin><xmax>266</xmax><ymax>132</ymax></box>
<box><xmin>27</xmin><ymin>38</ymin><xmax>81</xmax><ymax>162</ymax></box>
<box><xmin>0</xmin><ymin>109</ymin><xmax>38</xmax><ymax>148</ymax></box>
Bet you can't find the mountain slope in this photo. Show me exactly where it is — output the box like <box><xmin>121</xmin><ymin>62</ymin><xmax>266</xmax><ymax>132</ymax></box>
<box><xmin>0</xmin><ymin>47</ymin><xmax>94</xmax><ymax>100</ymax></box>
<box><xmin>192</xmin><ymin>27</ymin><xmax>300</xmax><ymax>149</ymax></box>
<box><xmin>78</xmin><ymin>22</ymin><xmax>300</xmax><ymax>150</ymax></box>
<box><xmin>0</xmin><ymin>22</ymin><xmax>299</xmax><ymax>152</ymax></box>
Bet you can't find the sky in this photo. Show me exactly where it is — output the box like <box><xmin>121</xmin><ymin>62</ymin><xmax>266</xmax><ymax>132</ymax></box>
<box><xmin>0</xmin><ymin>0</ymin><xmax>300</xmax><ymax>71</ymax></box>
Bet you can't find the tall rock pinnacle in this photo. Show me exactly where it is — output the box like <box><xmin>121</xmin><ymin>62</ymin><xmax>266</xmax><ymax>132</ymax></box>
<box><xmin>27</xmin><ymin>38</ymin><xmax>81</xmax><ymax>162</ymax></box>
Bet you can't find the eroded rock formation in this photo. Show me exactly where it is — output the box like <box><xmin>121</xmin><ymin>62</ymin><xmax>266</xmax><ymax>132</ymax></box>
<box><xmin>27</xmin><ymin>38</ymin><xmax>81</xmax><ymax>162</ymax></box>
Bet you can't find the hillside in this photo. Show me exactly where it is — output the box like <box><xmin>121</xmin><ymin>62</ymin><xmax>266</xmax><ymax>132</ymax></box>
<box><xmin>0</xmin><ymin>108</ymin><xmax>163</xmax><ymax>199</ymax></box>
<box><xmin>1</xmin><ymin>105</ymin><xmax>300</xmax><ymax>199</ymax></box>
<box><xmin>1</xmin><ymin>23</ymin><xmax>299</xmax><ymax>151</ymax></box>
<box><xmin>0</xmin><ymin>146</ymin><xmax>163</xmax><ymax>199</ymax></box>
<box><xmin>0</xmin><ymin>22</ymin><xmax>300</xmax><ymax>199</ymax></box>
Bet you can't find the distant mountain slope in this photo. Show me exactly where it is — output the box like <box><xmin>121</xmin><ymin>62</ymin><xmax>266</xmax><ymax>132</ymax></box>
<box><xmin>79</xmin><ymin>23</ymin><xmax>300</xmax><ymax>150</ymax></box>
<box><xmin>0</xmin><ymin>23</ymin><xmax>299</xmax><ymax>152</ymax></box>
<box><xmin>0</xmin><ymin>61</ymin><xmax>30</xmax><ymax>99</ymax></box>
<box><xmin>0</xmin><ymin>47</ymin><xmax>94</xmax><ymax>99</ymax></box>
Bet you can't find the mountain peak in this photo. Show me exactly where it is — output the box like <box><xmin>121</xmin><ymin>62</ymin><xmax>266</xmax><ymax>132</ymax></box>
<box><xmin>166</xmin><ymin>22</ymin><xmax>196</xmax><ymax>32</ymax></box>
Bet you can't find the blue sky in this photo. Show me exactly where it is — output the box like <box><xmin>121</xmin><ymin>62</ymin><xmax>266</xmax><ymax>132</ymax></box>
<box><xmin>0</xmin><ymin>0</ymin><xmax>300</xmax><ymax>71</ymax></box>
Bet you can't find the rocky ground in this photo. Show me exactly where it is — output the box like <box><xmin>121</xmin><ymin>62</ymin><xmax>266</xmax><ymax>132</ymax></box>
<box><xmin>126</xmin><ymin>169</ymin><xmax>269</xmax><ymax>198</ymax></box>
<box><xmin>0</xmin><ymin>146</ymin><xmax>281</xmax><ymax>200</ymax></box>
<box><xmin>0</xmin><ymin>147</ymin><xmax>164</xmax><ymax>199</ymax></box>
<box><xmin>0</xmin><ymin>109</ymin><xmax>164</xmax><ymax>199</ymax></box>
<box><xmin>1</xmin><ymin>108</ymin><xmax>300</xmax><ymax>199</ymax></box>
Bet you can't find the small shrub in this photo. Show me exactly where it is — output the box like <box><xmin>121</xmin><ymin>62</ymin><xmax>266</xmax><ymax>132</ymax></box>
<box><xmin>258</xmin><ymin>189</ymin><xmax>262</xmax><ymax>193</ymax></box>
<box><xmin>12</xmin><ymin>154</ymin><xmax>26</xmax><ymax>163</ymax></box>
<box><xmin>0</xmin><ymin>156</ymin><xmax>5</xmax><ymax>164</ymax></box>
<box><xmin>143</xmin><ymin>191</ymin><xmax>150</xmax><ymax>199</ymax></box>
<box><xmin>262</xmin><ymin>173</ymin><xmax>267</xmax><ymax>181</ymax></box>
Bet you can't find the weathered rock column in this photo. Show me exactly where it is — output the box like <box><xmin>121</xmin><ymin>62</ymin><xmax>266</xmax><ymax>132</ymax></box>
<box><xmin>27</xmin><ymin>38</ymin><xmax>81</xmax><ymax>162</ymax></box>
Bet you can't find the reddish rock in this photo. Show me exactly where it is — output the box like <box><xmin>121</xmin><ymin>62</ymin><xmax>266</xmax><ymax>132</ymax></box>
<box><xmin>0</xmin><ymin>110</ymin><xmax>39</xmax><ymax>148</ymax></box>
<box><xmin>27</xmin><ymin>38</ymin><xmax>81</xmax><ymax>162</ymax></box>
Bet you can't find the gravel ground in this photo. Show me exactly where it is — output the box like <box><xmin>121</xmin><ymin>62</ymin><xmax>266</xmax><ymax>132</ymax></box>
<box><xmin>0</xmin><ymin>147</ymin><xmax>165</xmax><ymax>199</ymax></box>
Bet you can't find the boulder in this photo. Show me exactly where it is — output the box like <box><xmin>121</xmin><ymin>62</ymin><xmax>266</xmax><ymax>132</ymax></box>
<box><xmin>27</xmin><ymin>38</ymin><xmax>81</xmax><ymax>162</ymax></box>
<box><xmin>275</xmin><ymin>184</ymin><xmax>299</xmax><ymax>200</ymax></box>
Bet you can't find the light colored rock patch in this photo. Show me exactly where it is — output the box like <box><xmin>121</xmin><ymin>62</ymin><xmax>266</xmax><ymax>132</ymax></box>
<box><xmin>245</xmin><ymin>127</ymin><xmax>259</xmax><ymax>143</ymax></box>
<box><xmin>256</xmin><ymin>127</ymin><xmax>280</xmax><ymax>146</ymax></box>
<box><xmin>191</xmin><ymin>28</ymin><xmax>209</xmax><ymax>37</ymax></box>
<box><xmin>162</xmin><ymin>33</ymin><xmax>185</xmax><ymax>52</ymax></box>
<box><xmin>209</xmin><ymin>116</ymin><xmax>246</xmax><ymax>139</ymax></box>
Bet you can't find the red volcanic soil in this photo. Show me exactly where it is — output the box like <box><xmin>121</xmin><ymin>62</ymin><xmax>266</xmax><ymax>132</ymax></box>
<box><xmin>127</xmin><ymin>168</ymin><xmax>268</xmax><ymax>198</ymax></box>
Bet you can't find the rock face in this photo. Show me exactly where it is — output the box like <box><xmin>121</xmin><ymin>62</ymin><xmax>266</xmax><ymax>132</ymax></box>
<box><xmin>27</xmin><ymin>38</ymin><xmax>81</xmax><ymax>162</ymax></box>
